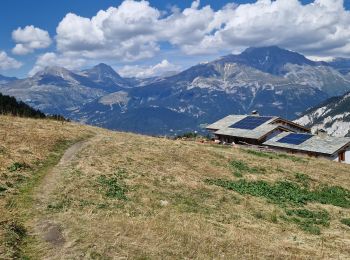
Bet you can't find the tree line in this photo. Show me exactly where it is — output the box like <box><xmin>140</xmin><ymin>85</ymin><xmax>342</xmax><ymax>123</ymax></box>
<box><xmin>0</xmin><ymin>92</ymin><xmax>68</xmax><ymax>121</ymax></box>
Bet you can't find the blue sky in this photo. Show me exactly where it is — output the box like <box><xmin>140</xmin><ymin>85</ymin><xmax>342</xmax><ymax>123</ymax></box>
<box><xmin>1</xmin><ymin>0</ymin><xmax>350</xmax><ymax>78</ymax></box>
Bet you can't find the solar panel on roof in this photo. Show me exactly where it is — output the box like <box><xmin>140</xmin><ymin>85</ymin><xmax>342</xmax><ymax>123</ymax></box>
<box><xmin>277</xmin><ymin>133</ymin><xmax>312</xmax><ymax>145</ymax></box>
<box><xmin>229</xmin><ymin>116</ymin><xmax>273</xmax><ymax>130</ymax></box>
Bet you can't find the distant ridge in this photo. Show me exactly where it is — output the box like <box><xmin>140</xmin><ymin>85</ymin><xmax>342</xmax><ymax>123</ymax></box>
<box><xmin>218</xmin><ymin>46</ymin><xmax>321</xmax><ymax>75</ymax></box>
<box><xmin>1</xmin><ymin>46</ymin><xmax>350</xmax><ymax>135</ymax></box>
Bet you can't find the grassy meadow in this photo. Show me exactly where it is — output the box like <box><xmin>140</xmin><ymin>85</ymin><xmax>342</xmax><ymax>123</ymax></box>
<box><xmin>1</xmin><ymin>115</ymin><xmax>350</xmax><ymax>259</ymax></box>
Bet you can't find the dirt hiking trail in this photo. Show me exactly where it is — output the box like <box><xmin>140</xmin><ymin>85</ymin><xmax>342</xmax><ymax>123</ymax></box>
<box><xmin>29</xmin><ymin>134</ymin><xmax>100</xmax><ymax>256</ymax></box>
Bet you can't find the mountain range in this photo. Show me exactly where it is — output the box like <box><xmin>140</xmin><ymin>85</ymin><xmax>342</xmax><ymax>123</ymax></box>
<box><xmin>1</xmin><ymin>46</ymin><xmax>350</xmax><ymax>135</ymax></box>
<box><xmin>295</xmin><ymin>91</ymin><xmax>350</xmax><ymax>137</ymax></box>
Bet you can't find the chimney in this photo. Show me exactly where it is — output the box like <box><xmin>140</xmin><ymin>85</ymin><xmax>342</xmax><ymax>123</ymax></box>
<box><xmin>251</xmin><ymin>110</ymin><xmax>259</xmax><ymax>116</ymax></box>
<box><xmin>316</xmin><ymin>129</ymin><xmax>328</xmax><ymax>138</ymax></box>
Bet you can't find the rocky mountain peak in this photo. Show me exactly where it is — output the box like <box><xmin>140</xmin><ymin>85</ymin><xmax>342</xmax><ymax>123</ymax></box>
<box><xmin>83</xmin><ymin>63</ymin><xmax>122</xmax><ymax>80</ymax></box>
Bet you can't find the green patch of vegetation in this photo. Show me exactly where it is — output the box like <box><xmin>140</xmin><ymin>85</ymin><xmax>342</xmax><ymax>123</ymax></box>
<box><xmin>244</xmin><ymin>149</ymin><xmax>306</xmax><ymax>162</ymax></box>
<box><xmin>7</xmin><ymin>162</ymin><xmax>30</xmax><ymax>172</ymax></box>
<box><xmin>286</xmin><ymin>209</ymin><xmax>329</xmax><ymax>226</ymax></box>
<box><xmin>2</xmin><ymin>220</ymin><xmax>27</xmax><ymax>259</ymax></box>
<box><xmin>230</xmin><ymin>159</ymin><xmax>266</xmax><ymax>177</ymax></box>
<box><xmin>310</xmin><ymin>186</ymin><xmax>350</xmax><ymax>208</ymax></box>
<box><xmin>300</xmin><ymin>224</ymin><xmax>321</xmax><ymax>235</ymax></box>
<box><xmin>284</xmin><ymin>209</ymin><xmax>330</xmax><ymax>235</ymax></box>
<box><xmin>295</xmin><ymin>172</ymin><xmax>311</xmax><ymax>187</ymax></box>
<box><xmin>340</xmin><ymin>218</ymin><xmax>350</xmax><ymax>227</ymax></box>
<box><xmin>206</xmin><ymin>179</ymin><xmax>350</xmax><ymax>208</ymax></box>
<box><xmin>97</xmin><ymin>169</ymin><xmax>128</xmax><ymax>200</ymax></box>
<box><xmin>206</xmin><ymin>179</ymin><xmax>309</xmax><ymax>206</ymax></box>
<box><xmin>206</xmin><ymin>177</ymin><xmax>350</xmax><ymax>234</ymax></box>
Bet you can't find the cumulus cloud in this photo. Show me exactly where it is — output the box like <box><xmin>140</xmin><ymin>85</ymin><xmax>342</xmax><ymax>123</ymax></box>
<box><xmin>118</xmin><ymin>60</ymin><xmax>180</xmax><ymax>78</ymax></box>
<box><xmin>56</xmin><ymin>0</ymin><xmax>161</xmax><ymax>61</ymax></box>
<box><xmin>29</xmin><ymin>52</ymin><xmax>86</xmax><ymax>76</ymax></box>
<box><xmin>12</xmin><ymin>25</ymin><xmax>52</xmax><ymax>55</ymax></box>
<box><xmin>29</xmin><ymin>0</ymin><xmax>350</xmax><ymax>74</ymax></box>
<box><xmin>0</xmin><ymin>51</ymin><xmax>22</xmax><ymax>70</ymax></box>
<box><xmin>53</xmin><ymin>0</ymin><xmax>350</xmax><ymax>60</ymax></box>
<box><xmin>193</xmin><ymin>0</ymin><xmax>350</xmax><ymax>57</ymax></box>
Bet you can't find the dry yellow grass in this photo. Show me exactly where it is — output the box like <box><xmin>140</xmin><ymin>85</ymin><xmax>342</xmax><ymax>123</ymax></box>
<box><xmin>0</xmin><ymin>115</ymin><xmax>95</xmax><ymax>258</ymax></box>
<box><xmin>1</xmin><ymin>115</ymin><xmax>350</xmax><ymax>259</ymax></box>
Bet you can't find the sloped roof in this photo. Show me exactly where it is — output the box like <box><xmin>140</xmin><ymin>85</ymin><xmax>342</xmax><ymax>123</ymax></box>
<box><xmin>207</xmin><ymin>115</ymin><xmax>281</xmax><ymax>140</ymax></box>
<box><xmin>215</xmin><ymin>124</ymin><xmax>281</xmax><ymax>140</ymax></box>
<box><xmin>206</xmin><ymin>115</ymin><xmax>278</xmax><ymax>130</ymax></box>
<box><xmin>263</xmin><ymin>132</ymin><xmax>350</xmax><ymax>155</ymax></box>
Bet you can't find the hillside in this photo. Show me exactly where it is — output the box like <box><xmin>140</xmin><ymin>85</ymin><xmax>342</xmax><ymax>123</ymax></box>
<box><xmin>0</xmin><ymin>93</ymin><xmax>45</xmax><ymax>118</ymax></box>
<box><xmin>295</xmin><ymin>92</ymin><xmax>350</xmax><ymax>137</ymax></box>
<box><xmin>1</xmin><ymin>116</ymin><xmax>350</xmax><ymax>259</ymax></box>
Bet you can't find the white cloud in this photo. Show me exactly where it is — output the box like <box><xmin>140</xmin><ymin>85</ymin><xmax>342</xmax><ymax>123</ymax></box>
<box><xmin>56</xmin><ymin>0</ymin><xmax>161</xmax><ymax>61</ymax></box>
<box><xmin>187</xmin><ymin>0</ymin><xmax>350</xmax><ymax>57</ymax></box>
<box><xmin>28</xmin><ymin>0</ymin><xmax>350</xmax><ymax>74</ymax></box>
<box><xmin>0</xmin><ymin>51</ymin><xmax>22</xmax><ymax>70</ymax></box>
<box><xmin>12</xmin><ymin>25</ymin><xmax>52</xmax><ymax>55</ymax></box>
<box><xmin>29</xmin><ymin>52</ymin><xmax>86</xmax><ymax>76</ymax></box>
<box><xmin>118</xmin><ymin>60</ymin><xmax>180</xmax><ymax>78</ymax></box>
<box><xmin>53</xmin><ymin>0</ymin><xmax>350</xmax><ymax>60</ymax></box>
